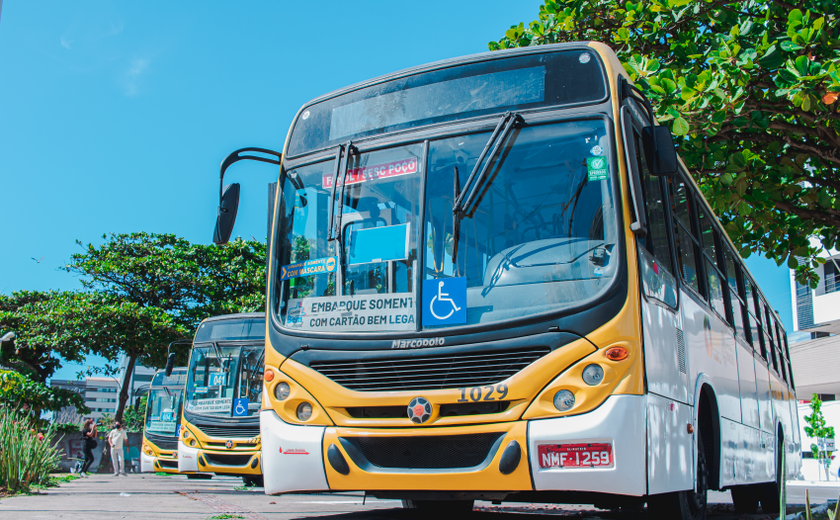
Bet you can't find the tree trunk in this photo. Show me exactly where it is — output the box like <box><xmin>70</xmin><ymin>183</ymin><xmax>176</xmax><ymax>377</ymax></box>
<box><xmin>115</xmin><ymin>352</ymin><xmax>138</xmax><ymax>423</ymax></box>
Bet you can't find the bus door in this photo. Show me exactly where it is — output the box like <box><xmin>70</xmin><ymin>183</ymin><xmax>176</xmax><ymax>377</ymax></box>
<box><xmin>621</xmin><ymin>102</ymin><xmax>685</xmax><ymax>403</ymax></box>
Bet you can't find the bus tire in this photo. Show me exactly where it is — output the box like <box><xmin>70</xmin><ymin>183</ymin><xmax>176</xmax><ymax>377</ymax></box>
<box><xmin>647</xmin><ymin>432</ymin><xmax>708</xmax><ymax>520</ymax></box>
<box><xmin>730</xmin><ymin>485</ymin><xmax>759</xmax><ymax>514</ymax></box>
<box><xmin>758</xmin><ymin>435</ymin><xmax>784</xmax><ymax>514</ymax></box>
<box><xmin>401</xmin><ymin>499</ymin><xmax>474</xmax><ymax>512</ymax></box>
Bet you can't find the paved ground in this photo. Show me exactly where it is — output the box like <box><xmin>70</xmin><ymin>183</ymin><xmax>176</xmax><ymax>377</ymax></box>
<box><xmin>1</xmin><ymin>473</ymin><xmax>837</xmax><ymax>520</ymax></box>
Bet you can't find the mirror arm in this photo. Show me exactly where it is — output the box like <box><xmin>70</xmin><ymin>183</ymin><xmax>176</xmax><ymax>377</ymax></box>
<box><xmin>218</xmin><ymin>147</ymin><xmax>283</xmax><ymax>202</ymax></box>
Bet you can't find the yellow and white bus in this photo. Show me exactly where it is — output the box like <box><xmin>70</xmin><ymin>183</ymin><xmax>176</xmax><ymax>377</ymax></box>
<box><xmin>176</xmin><ymin>313</ymin><xmax>265</xmax><ymax>486</ymax></box>
<box><xmin>214</xmin><ymin>42</ymin><xmax>800</xmax><ymax>518</ymax></box>
<box><xmin>141</xmin><ymin>368</ymin><xmax>187</xmax><ymax>474</ymax></box>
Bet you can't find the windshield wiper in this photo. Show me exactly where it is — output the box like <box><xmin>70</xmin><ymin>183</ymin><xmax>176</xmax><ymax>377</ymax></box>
<box><xmin>452</xmin><ymin>112</ymin><xmax>523</xmax><ymax>219</ymax></box>
<box><xmin>327</xmin><ymin>144</ymin><xmax>345</xmax><ymax>241</ymax></box>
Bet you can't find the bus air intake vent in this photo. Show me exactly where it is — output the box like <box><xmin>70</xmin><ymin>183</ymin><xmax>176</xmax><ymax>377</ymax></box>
<box><xmin>204</xmin><ymin>453</ymin><xmax>253</xmax><ymax>467</ymax></box>
<box><xmin>309</xmin><ymin>346</ymin><xmax>550</xmax><ymax>391</ymax></box>
<box><xmin>676</xmin><ymin>328</ymin><xmax>686</xmax><ymax>374</ymax></box>
<box><xmin>192</xmin><ymin>424</ymin><xmax>260</xmax><ymax>439</ymax></box>
<box><xmin>157</xmin><ymin>460</ymin><xmax>178</xmax><ymax>469</ymax></box>
<box><xmin>342</xmin><ymin>432</ymin><xmax>504</xmax><ymax>469</ymax></box>
<box><xmin>146</xmin><ymin>437</ymin><xmax>178</xmax><ymax>450</ymax></box>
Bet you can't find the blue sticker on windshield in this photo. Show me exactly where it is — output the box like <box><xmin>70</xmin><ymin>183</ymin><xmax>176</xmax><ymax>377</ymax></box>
<box><xmin>209</xmin><ymin>372</ymin><xmax>226</xmax><ymax>387</ymax></box>
<box><xmin>422</xmin><ymin>277</ymin><xmax>467</xmax><ymax>326</ymax></box>
<box><xmin>281</xmin><ymin>257</ymin><xmax>338</xmax><ymax>280</ymax></box>
<box><xmin>233</xmin><ymin>398</ymin><xmax>249</xmax><ymax>417</ymax></box>
<box><xmin>347</xmin><ymin>224</ymin><xmax>409</xmax><ymax>265</ymax></box>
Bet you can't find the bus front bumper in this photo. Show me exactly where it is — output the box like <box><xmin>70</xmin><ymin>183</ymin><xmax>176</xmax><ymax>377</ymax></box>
<box><xmin>260</xmin><ymin>395</ymin><xmax>646</xmax><ymax>497</ymax></box>
<box><xmin>141</xmin><ymin>452</ymin><xmax>180</xmax><ymax>474</ymax></box>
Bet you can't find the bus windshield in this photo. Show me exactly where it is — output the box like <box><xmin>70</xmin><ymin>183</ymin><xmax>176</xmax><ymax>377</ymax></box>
<box><xmin>144</xmin><ymin>369</ymin><xmax>187</xmax><ymax>436</ymax></box>
<box><xmin>184</xmin><ymin>344</ymin><xmax>263</xmax><ymax>418</ymax></box>
<box><xmin>276</xmin><ymin>118</ymin><xmax>618</xmax><ymax>334</ymax></box>
<box><xmin>144</xmin><ymin>387</ymin><xmax>183</xmax><ymax>435</ymax></box>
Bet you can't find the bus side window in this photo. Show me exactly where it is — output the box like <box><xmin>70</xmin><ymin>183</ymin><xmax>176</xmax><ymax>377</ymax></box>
<box><xmin>668</xmin><ymin>176</ymin><xmax>701</xmax><ymax>294</ymax></box>
<box><xmin>743</xmin><ymin>277</ymin><xmax>761</xmax><ymax>350</ymax></box>
<box><xmin>698</xmin><ymin>208</ymin><xmax>725</xmax><ymax>318</ymax></box>
<box><xmin>782</xmin><ymin>331</ymin><xmax>795</xmax><ymax>389</ymax></box>
<box><xmin>763</xmin><ymin>301</ymin><xmax>780</xmax><ymax>373</ymax></box>
<box><xmin>773</xmin><ymin>319</ymin><xmax>787</xmax><ymax>383</ymax></box>
<box><xmin>723</xmin><ymin>247</ymin><xmax>747</xmax><ymax>340</ymax></box>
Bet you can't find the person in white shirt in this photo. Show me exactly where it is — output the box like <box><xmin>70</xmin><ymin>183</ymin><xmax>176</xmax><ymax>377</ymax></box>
<box><xmin>108</xmin><ymin>422</ymin><xmax>128</xmax><ymax>476</ymax></box>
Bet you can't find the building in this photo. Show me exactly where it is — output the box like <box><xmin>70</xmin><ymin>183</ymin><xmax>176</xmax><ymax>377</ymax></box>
<box><xmin>49</xmin><ymin>359</ymin><xmax>158</xmax><ymax>422</ymax></box>
<box><xmin>790</xmin><ymin>246</ymin><xmax>840</xmax><ymax>400</ymax></box>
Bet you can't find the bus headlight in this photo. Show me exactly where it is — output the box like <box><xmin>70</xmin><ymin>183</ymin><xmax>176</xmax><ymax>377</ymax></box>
<box><xmin>143</xmin><ymin>444</ymin><xmax>153</xmax><ymax>456</ymax></box>
<box><xmin>553</xmin><ymin>390</ymin><xmax>575</xmax><ymax>412</ymax></box>
<box><xmin>582</xmin><ymin>364</ymin><xmax>604</xmax><ymax>386</ymax></box>
<box><xmin>296</xmin><ymin>402</ymin><xmax>313</xmax><ymax>421</ymax></box>
<box><xmin>189</xmin><ymin>438</ymin><xmax>197</xmax><ymax>447</ymax></box>
<box><xmin>274</xmin><ymin>382</ymin><xmax>291</xmax><ymax>401</ymax></box>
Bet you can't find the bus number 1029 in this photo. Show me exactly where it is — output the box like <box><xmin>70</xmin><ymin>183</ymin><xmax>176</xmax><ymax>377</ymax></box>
<box><xmin>457</xmin><ymin>384</ymin><xmax>509</xmax><ymax>402</ymax></box>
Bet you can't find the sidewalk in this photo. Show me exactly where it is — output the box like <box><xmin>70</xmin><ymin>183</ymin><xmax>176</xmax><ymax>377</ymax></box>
<box><xmin>0</xmin><ymin>473</ymin><xmax>226</xmax><ymax>520</ymax></box>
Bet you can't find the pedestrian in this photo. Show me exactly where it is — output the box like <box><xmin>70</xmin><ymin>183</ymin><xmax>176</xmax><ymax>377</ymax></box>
<box><xmin>108</xmin><ymin>421</ymin><xmax>128</xmax><ymax>476</ymax></box>
<box><xmin>80</xmin><ymin>418</ymin><xmax>98</xmax><ymax>477</ymax></box>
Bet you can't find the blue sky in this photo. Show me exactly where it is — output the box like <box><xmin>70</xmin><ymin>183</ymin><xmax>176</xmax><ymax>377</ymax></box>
<box><xmin>0</xmin><ymin>1</ymin><xmax>797</xmax><ymax>380</ymax></box>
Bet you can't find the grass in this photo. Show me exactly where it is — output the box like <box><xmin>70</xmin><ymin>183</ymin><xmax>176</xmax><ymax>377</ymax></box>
<box><xmin>0</xmin><ymin>408</ymin><xmax>62</xmax><ymax>495</ymax></box>
<box><xmin>206</xmin><ymin>515</ymin><xmax>245</xmax><ymax>519</ymax></box>
<box><xmin>154</xmin><ymin>471</ymin><xmax>170</xmax><ymax>476</ymax></box>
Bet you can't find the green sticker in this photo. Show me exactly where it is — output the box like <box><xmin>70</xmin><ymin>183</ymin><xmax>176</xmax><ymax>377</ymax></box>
<box><xmin>587</xmin><ymin>156</ymin><xmax>608</xmax><ymax>181</ymax></box>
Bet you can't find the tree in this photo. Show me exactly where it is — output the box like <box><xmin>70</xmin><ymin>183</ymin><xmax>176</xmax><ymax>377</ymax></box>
<box><xmin>62</xmin><ymin>232</ymin><xmax>267</xmax><ymax>421</ymax></box>
<box><xmin>35</xmin><ymin>291</ymin><xmax>187</xmax><ymax>423</ymax></box>
<box><xmin>0</xmin><ymin>369</ymin><xmax>89</xmax><ymax>425</ymax></box>
<box><xmin>65</xmin><ymin>233</ymin><xmax>267</xmax><ymax>327</ymax></box>
<box><xmin>0</xmin><ymin>291</ymin><xmax>88</xmax><ymax>383</ymax></box>
<box><xmin>492</xmin><ymin>0</ymin><xmax>840</xmax><ymax>288</ymax></box>
<box><xmin>804</xmin><ymin>393</ymin><xmax>836</xmax><ymax>480</ymax></box>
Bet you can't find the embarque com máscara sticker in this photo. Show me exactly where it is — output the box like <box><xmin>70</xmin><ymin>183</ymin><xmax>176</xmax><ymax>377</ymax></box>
<box><xmin>281</xmin><ymin>257</ymin><xmax>338</xmax><ymax>281</ymax></box>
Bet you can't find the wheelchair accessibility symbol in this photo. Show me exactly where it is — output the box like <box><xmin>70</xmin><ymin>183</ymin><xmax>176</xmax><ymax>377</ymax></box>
<box><xmin>422</xmin><ymin>277</ymin><xmax>466</xmax><ymax>325</ymax></box>
<box><xmin>233</xmin><ymin>398</ymin><xmax>249</xmax><ymax>417</ymax></box>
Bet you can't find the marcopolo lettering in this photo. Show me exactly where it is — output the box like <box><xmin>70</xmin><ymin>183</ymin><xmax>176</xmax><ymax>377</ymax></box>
<box><xmin>391</xmin><ymin>337</ymin><xmax>445</xmax><ymax>349</ymax></box>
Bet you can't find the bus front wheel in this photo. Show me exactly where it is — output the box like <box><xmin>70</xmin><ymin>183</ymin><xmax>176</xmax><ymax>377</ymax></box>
<box><xmin>401</xmin><ymin>499</ymin><xmax>474</xmax><ymax>512</ymax></box>
<box><xmin>647</xmin><ymin>432</ymin><xmax>708</xmax><ymax>520</ymax></box>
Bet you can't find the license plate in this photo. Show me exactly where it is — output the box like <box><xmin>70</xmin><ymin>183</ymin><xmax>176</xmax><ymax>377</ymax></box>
<box><xmin>538</xmin><ymin>443</ymin><xmax>613</xmax><ymax>469</ymax></box>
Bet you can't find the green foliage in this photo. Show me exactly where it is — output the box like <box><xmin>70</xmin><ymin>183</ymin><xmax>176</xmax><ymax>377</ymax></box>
<box><xmin>121</xmin><ymin>395</ymin><xmax>147</xmax><ymax>433</ymax></box>
<box><xmin>492</xmin><ymin>0</ymin><xmax>840</xmax><ymax>288</ymax></box>
<box><xmin>0</xmin><ymin>407</ymin><xmax>62</xmax><ymax>494</ymax></box>
<box><xmin>58</xmin><ymin>232</ymin><xmax>266</xmax><ymax>422</ymax></box>
<box><xmin>64</xmin><ymin>232</ymin><xmax>267</xmax><ymax>326</ymax></box>
<box><xmin>0</xmin><ymin>291</ymin><xmax>90</xmax><ymax>383</ymax></box>
<box><xmin>804</xmin><ymin>394</ymin><xmax>836</xmax><ymax>479</ymax></box>
<box><xmin>0</xmin><ymin>370</ymin><xmax>89</xmax><ymax>419</ymax></box>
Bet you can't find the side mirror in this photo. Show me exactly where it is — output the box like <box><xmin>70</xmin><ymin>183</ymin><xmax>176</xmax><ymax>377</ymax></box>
<box><xmin>213</xmin><ymin>183</ymin><xmax>241</xmax><ymax>245</ymax></box>
<box><xmin>643</xmin><ymin>126</ymin><xmax>679</xmax><ymax>177</ymax></box>
<box><xmin>164</xmin><ymin>352</ymin><xmax>176</xmax><ymax>377</ymax></box>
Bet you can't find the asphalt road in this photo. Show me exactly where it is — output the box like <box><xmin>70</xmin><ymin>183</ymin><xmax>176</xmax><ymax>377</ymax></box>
<box><xmin>0</xmin><ymin>473</ymin><xmax>837</xmax><ymax>520</ymax></box>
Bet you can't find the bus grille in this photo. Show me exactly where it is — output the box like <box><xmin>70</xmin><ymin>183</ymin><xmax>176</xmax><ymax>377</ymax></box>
<box><xmin>193</xmin><ymin>425</ymin><xmax>260</xmax><ymax>438</ymax></box>
<box><xmin>309</xmin><ymin>346</ymin><xmax>550</xmax><ymax>391</ymax></box>
<box><xmin>342</xmin><ymin>433</ymin><xmax>504</xmax><ymax>469</ymax></box>
<box><xmin>157</xmin><ymin>460</ymin><xmax>178</xmax><ymax>469</ymax></box>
